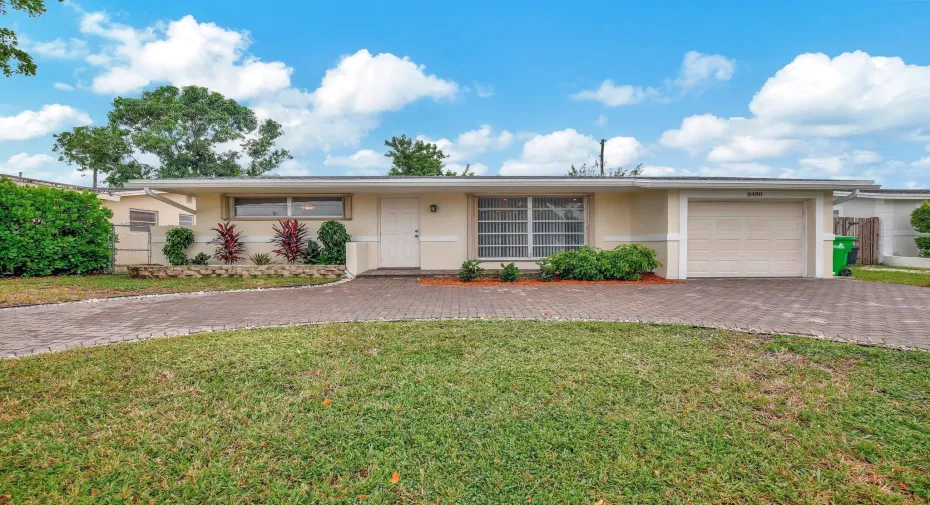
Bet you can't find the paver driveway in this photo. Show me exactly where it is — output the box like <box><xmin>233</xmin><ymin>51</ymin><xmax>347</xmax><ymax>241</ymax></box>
<box><xmin>2</xmin><ymin>277</ymin><xmax>929</xmax><ymax>358</ymax></box>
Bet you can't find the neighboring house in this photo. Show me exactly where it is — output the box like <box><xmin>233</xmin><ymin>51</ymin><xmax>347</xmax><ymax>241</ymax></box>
<box><xmin>835</xmin><ymin>189</ymin><xmax>930</xmax><ymax>266</ymax></box>
<box><xmin>124</xmin><ymin>176</ymin><xmax>877</xmax><ymax>279</ymax></box>
<box><xmin>1</xmin><ymin>174</ymin><xmax>196</xmax><ymax>228</ymax></box>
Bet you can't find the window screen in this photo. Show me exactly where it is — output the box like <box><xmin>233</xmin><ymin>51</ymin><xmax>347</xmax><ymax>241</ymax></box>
<box><xmin>179</xmin><ymin>214</ymin><xmax>194</xmax><ymax>226</ymax></box>
<box><xmin>477</xmin><ymin>196</ymin><xmax>585</xmax><ymax>259</ymax></box>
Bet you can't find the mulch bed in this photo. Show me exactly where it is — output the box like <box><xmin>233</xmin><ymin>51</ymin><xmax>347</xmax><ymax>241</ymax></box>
<box><xmin>418</xmin><ymin>273</ymin><xmax>681</xmax><ymax>286</ymax></box>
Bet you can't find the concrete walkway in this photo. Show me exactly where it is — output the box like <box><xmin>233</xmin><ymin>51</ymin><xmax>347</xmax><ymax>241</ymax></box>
<box><xmin>2</xmin><ymin>277</ymin><xmax>929</xmax><ymax>358</ymax></box>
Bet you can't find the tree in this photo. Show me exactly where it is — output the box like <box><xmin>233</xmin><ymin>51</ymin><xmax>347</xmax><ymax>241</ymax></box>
<box><xmin>384</xmin><ymin>134</ymin><xmax>472</xmax><ymax>176</ymax></box>
<box><xmin>52</xmin><ymin>126</ymin><xmax>143</xmax><ymax>188</ymax></box>
<box><xmin>567</xmin><ymin>161</ymin><xmax>643</xmax><ymax>178</ymax></box>
<box><xmin>109</xmin><ymin>85</ymin><xmax>291</xmax><ymax>180</ymax></box>
<box><xmin>52</xmin><ymin>85</ymin><xmax>292</xmax><ymax>186</ymax></box>
<box><xmin>1</xmin><ymin>0</ymin><xmax>61</xmax><ymax>77</ymax></box>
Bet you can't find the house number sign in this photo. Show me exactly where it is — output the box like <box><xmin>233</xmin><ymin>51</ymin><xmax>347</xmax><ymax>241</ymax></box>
<box><xmin>747</xmin><ymin>191</ymin><xmax>763</xmax><ymax>197</ymax></box>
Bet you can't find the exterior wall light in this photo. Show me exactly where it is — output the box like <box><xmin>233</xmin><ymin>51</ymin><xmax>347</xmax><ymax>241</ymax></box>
<box><xmin>430</xmin><ymin>204</ymin><xmax>438</xmax><ymax>212</ymax></box>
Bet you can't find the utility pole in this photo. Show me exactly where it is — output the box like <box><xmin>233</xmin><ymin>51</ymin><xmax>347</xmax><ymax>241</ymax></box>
<box><xmin>599</xmin><ymin>139</ymin><xmax>606</xmax><ymax>176</ymax></box>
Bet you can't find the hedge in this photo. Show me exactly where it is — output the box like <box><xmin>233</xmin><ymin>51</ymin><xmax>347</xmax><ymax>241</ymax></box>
<box><xmin>0</xmin><ymin>179</ymin><xmax>113</xmax><ymax>277</ymax></box>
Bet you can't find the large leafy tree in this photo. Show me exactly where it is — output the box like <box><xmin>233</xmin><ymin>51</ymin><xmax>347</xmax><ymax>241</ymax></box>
<box><xmin>1</xmin><ymin>0</ymin><xmax>61</xmax><ymax>77</ymax></box>
<box><xmin>52</xmin><ymin>126</ymin><xmax>142</xmax><ymax>188</ymax></box>
<box><xmin>384</xmin><ymin>134</ymin><xmax>471</xmax><ymax>176</ymax></box>
<box><xmin>53</xmin><ymin>85</ymin><xmax>292</xmax><ymax>186</ymax></box>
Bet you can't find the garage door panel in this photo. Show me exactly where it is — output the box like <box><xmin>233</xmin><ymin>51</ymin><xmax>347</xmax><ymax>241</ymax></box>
<box><xmin>688</xmin><ymin>201</ymin><xmax>804</xmax><ymax>278</ymax></box>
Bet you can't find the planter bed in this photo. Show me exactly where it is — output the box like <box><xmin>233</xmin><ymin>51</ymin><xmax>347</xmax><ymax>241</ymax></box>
<box><xmin>418</xmin><ymin>273</ymin><xmax>680</xmax><ymax>286</ymax></box>
<box><xmin>128</xmin><ymin>264</ymin><xmax>345</xmax><ymax>279</ymax></box>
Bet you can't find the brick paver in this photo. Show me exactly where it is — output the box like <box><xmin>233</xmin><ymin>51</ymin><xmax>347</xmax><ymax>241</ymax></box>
<box><xmin>2</xmin><ymin>277</ymin><xmax>929</xmax><ymax>358</ymax></box>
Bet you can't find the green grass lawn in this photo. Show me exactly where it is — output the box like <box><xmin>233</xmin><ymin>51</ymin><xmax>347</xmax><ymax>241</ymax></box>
<box><xmin>850</xmin><ymin>265</ymin><xmax>930</xmax><ymax>287</ymax></box>
<box><xmin>2</xmin><ymin>322</ymin><xmax>928</xmax><ymax>504</ymax></box>
<box><xmin>0</xmin><ymin>274</ymin><xmax>338</xmax><ymax>307</ymax></box>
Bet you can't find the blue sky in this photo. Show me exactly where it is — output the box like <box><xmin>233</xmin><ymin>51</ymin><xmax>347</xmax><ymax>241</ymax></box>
<box><xmin>2</xmin><ymin>0</ymin><xmax>930</xmax><ymax>187</ymax></box>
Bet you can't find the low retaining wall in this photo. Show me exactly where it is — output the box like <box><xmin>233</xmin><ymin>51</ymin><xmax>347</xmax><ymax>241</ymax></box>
<box><xmin>884</xmin><ymin>256</ymin><xmax>930</xmax><ymax>269</ymax></box>
<box><xmin>128</xmin><ymin>264</ymin><xmax>345</xmax><ymax>279</ymax></box>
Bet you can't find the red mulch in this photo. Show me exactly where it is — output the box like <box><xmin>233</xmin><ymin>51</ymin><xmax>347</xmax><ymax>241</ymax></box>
<box><xmin>417</xmin><ymin>273</ymin><xmax>681</xmax><ymax>286</ymax></box>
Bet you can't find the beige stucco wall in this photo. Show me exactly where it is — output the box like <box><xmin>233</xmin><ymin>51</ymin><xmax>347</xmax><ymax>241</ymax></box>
<box><xmin>103</xmin><ymin>193</ymin><xmax>197</xmax><ymax>227</ymax></box>
<box><xmin>837</xmin><ymin>196</ymin><xmax>929</xmax><ymax>258</ymax></box>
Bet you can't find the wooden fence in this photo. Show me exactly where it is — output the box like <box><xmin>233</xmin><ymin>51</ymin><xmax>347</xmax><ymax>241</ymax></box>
<box><xmin>833</xmin><ymin>217</ymin><xmax>880</xmax><ymax>265</ymax></box>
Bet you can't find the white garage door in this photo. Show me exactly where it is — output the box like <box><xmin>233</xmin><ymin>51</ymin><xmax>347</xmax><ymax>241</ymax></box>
<box><xmin>687</xmin><ymin>201</ymin><xmax>804</xmax><ymax>278</ymax></box>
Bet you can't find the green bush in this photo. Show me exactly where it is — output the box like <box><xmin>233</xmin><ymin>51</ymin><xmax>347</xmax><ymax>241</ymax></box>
<box><xmin>189</xmin><ymin>252</ymin><xmax>210</xmax><ymax>265</ymax></box>
<box><xmin>536</xmin><ymin>245</ymin><xmax>661</xmax><ymax>281</ymax></box>
<box><xmin>317</xmin><ymin>221</ymin><xmax>350</xmax><ymax>265</ymax></box>
<box><xmin>249</xmin><ymin>252</ymin><xmax>273</xmax><ymax>265</ymax></box>
<box><xmin>598</xmin><ymin>244</ymin><xmax>661</xmax><ymax>281</ymax></box>
<box><xmin>162</xmin><ymin>227</ymin><xmax>195</xmax><ymax>265</ymax></box>
<box><xmin>0</xmin><ymin>179</ymin><xmax>113</xmax><ymax>277</ymax></box>
<box><xmin>302</xmin><ymin>239</ymin><xmax>322</xmax><ymax>264</ymax></box>
<box><xmin>498</xmin><ymin>262</ymin><xmax>522</xmax><ymax>282</ymax></box>
<box><xmin>911</xmin><ymin>202</ymin><xmax>930</xmax><ymax>257</ymax></box>
<box><xmin>458</xmin><ymin>259</ymin><xmax>485</xmax><ymax>282</ymax></box>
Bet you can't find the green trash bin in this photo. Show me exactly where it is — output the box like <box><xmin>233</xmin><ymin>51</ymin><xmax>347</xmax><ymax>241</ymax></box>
<box><xmin>833</xmin><ymin>235</ymin><xmax>857</xmax><ymax>276</ymax></box>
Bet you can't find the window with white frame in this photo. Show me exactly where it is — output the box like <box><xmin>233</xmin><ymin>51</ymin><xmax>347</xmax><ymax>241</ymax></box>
<box><xmin>179</xmin><ymin>214</ymin><xmax>194</xmax><ymax>226</ymax></box>
<box><xmin>477</xmin><ymin>196</ymin><xmax>585</xmax><ymax>259</ymax></box>
<box><xmin>232</xmin><ymin>196</ymin><xmax>345</xmax><ymax>218</ymax></box>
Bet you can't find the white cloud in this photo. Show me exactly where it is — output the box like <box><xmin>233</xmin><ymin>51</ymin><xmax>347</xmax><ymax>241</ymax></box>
<box><xmin>82</xmin><ymin>12</ymin><xmax>293</xmax><ymax>100</ymax></box>
<box><xmin>749</xmin><ymin>51</ymin><xmax>930</xmax><ymax>136</ymax></box>
<box><xmin>904</xmin><ymin>181</ymin><xmax>925</xmax><ymax>189</ymax></box>
<box><xmin>53</xmin><ymin>82</ymin><xmax>75</xmax><ymax>91</ymax></box>
<box><xmin>499</xmin><ymin>128</ymin><xmax>642</xmax><ymax>175</ymax></box>
<box><xmin>311</xmin><ymin>49</ymin><xmax>458</xmax><ymax>116</ymax></box>
<box><xmin>473</xmin><ymin>82</ymin><xmax>494</xmax><ymax>98</ymax></box>
<box><xmin>913</xmin><ymin>156</ymin><xmax>930</xmax><ymax>168</ymax></box>
<box><xmin>799</xmin><ymin>150</ymin><xmax>887</xmax><ymax>174</ymax></box>
<box><xmin>848</xmin><ymin>149</ymin><xmax>883</xmax><ymax>165</ymax></box>
<box><xmin>594</xmin><ymin>114</ymin><xmax>608</xmax><ymax>127</ymax></box>
<box><xmin>698</xmin><ymin>162</ymin><xmax>775</xmax><ymax>177</ymax></box>
<box><xmin>638</xmin><ymin>165</ymin><xmax>683</xmax><ymax>176</ymax></box>
<box><xmin>30</xmin><ymin>37</ymin><xmax>88</xmax><ymax>59</ymax></box>
<box><xmin>0</xmin><ymin>153</ymin><xmax>88</xmax><ymax>185</ymax></box>
<box><xmin>323</xmin><ymin>149</ymin><xmax>389</xmax><ymax>171</ymax></box>
<box><xmin>707</xmin><ymin>136</ymin><xmax>795</xmax><ymax>163</ymax></box>
<box><xmin>674</xmin><ymin>50</ymin><xmax>736</xmax><ymax>90</ymax></box>
<box><xmin>571</xmin><ymin>80</ymin><xmax>659</xmax><ymax>107</ymax></box>
<box><xmin>417</xmin><ymin>125</ymin><xmax>513</xmax><ymax>163</ymax></box>
<box><xmin>661</xmin><ymin>51</ymin><xmax>930</xmax><ymax>164</ymax></box>
<box><xmin>0</xmin><ymin>105</ymin><xmax>92</xmax><ymax>141</ymax></box>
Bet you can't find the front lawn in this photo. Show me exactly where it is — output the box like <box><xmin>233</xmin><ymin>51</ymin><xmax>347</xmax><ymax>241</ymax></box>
<box><xmin>0</xmin><ymin>274</ymin><xmax>337</xmax><ymax>307</ymax></box>
<box><xmin>2</xmin><ymin>322</ymin><xmax>928</xmax><ymax>503</ymax></box>
<box><xmin>850</xmin><ymin>265</ymin><xmax>930</xmax><ymax>287</ymax></box>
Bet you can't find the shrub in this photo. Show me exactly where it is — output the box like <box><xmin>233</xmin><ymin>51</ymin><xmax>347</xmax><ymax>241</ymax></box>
<box><xmin>458</xmin><ymin>259</ymin><xmax>485</xmax><ymax>282</ymax></box>
<box><xmin>249</xmin><ymin>252</ymin><xmax>273</xmax><ymax>265</ymax></box>
<box><xmin>301</xmin><ymin>239</ymin><xmax>322</xmax><ymax>264</ymax></box>
<box><xmin>547</xmin><ymin>246</ymin><xmax>603</xmax><ymax>281</ymax></box>
<box><xmin>271</xmin><ymin>219</ymin><xmax>308</xmax><ymax>264</ymax></box>
<box><xmin>162</xmin><ymin>227</ymin><xmax>195</xmax><ymax>265</ymax></box>
<box><xmin>536</xmin><ymin>244</ymin><xmax>661</xmax><ymax>281</ymax></box>
<box><xmin>210</xmin><ymin>222</ymin><xmax>246</xmax><ymax>264</ymax></box>
<box><xmin>498</xmin><ymin>262</ymin><xmax>522</xmax><ymax>282</ymax></box>
<box><xmin>318</xmin><ymin>220</ymin><xmax>350</xmax><ymax>265</ymax></box>
<box><xmin>189</xmin><ymin>252</ymin><xmax>210</xmax><ymax>265</ymax></box>
<box><xmin>0</xmin><ymin>179</ymin><xmax>113</xmax><ymax>277</ymax></box>
<box><xmin>911</xmin><ymin>202</ymin><xmax>930</xmax><ymax>257</ymax></box>
<box><xmin>598</xmin><ymin>244</ymin><xmax>661</xmax><ymax>281</ymax></box>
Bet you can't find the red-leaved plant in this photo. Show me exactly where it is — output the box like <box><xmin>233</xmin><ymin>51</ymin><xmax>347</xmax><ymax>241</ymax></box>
<box><xmin>210</xmin><ymin>222</ymin><xmax>247</xmax><ymax>264</ymax></box>
<box><xmin>271</xmin><ymin>219</ymin><xmax>308</xmax><ymax>264</ymax></box>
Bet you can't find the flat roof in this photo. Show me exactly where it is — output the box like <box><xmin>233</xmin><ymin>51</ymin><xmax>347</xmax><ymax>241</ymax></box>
<box><xmin>835</xmin><ymin>189</ymin><xmax>930</xmax><ymax>200</ymax></box>
<box><xmin>124</xmin><ymin>175</ymin><xmax>880</xmax><ymax>194</ymax></box>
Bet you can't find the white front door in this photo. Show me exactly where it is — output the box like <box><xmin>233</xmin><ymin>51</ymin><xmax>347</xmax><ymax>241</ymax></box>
<box><xmin>379</xmin><ymin>197</ymin><xmax>420</xmax><ymax>268</ymax></box>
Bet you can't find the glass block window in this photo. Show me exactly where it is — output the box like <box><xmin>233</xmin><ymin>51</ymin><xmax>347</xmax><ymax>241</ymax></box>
<box><xmin>477</xmin><ymin>196</ymin><xmax>585</xmax><ymax>259</ymax></box>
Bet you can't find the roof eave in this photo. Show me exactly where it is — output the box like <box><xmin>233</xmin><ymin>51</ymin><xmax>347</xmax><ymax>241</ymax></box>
<box><xmin>124</xmin><ymin>177</ymin><xmax>880</xmax><ymax>192</ymax></box>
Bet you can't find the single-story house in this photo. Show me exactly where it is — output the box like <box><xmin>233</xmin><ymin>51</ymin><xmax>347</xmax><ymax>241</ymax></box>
<box><xmin>123</xmin><ymin>176</ymin><xmax>878</xmax><ymax>279</ymax></box>
<box><xmin>834</xmin><ymin>189</ymin><xmax>930</xmax><ymax>267</ymax></box>
<box><xmin>2</xmin><ymin>174</ymin><xmax>197</xmax><ymax>227</ymax></box>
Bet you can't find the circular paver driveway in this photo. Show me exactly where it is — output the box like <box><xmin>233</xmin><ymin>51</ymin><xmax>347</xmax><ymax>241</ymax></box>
<box><xmin>2</xmin><ymin>277</ymin><xmax>928</xmax><ymax>358</ymax></box>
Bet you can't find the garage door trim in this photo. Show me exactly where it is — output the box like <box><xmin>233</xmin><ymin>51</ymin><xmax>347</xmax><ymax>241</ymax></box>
<box><xmin>678</xmin><ymin>191</ymin><xmax>824</xmax><ymax>279</ymax></box>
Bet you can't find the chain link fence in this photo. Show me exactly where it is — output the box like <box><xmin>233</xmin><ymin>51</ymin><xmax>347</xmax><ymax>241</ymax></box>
<box><xmin>111</xmin><ymin>224</ymin><xmax>152</xmax><ymax>273</ymax></box>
